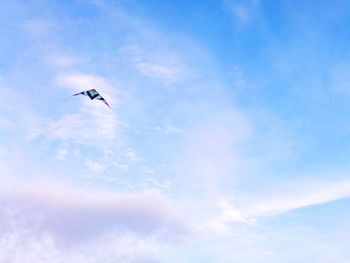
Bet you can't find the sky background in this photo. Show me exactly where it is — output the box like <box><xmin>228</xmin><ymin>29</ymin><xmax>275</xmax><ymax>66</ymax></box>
<box><xmin>1</xmin><ymin>0</ymin><xmax>350</xmax><ymax>262</ymax></box>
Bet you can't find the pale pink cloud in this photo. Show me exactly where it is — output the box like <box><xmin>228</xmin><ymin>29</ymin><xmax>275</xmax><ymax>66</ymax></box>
<box><xmin>0</xmin><ymin>183</ymin><xmax>189</xmax><ymax>244</ymax></box>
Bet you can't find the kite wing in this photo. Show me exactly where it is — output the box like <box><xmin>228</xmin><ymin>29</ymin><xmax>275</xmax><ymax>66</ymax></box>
<box><xmin>73</xmin><ymin>89</ymin><xmax>111</xmax><ymax>108</ymax></box>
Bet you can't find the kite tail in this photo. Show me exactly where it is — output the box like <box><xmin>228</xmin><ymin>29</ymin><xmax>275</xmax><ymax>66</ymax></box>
<box><xmin>103</xmin><ymin>100</ymin><xmax>111</xmax><ymax>109</ymax></box>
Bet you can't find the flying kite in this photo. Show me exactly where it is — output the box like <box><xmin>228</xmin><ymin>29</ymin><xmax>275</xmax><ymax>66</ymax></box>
<box><xmin>72</xmin><ymin>89</ymin><xmax>111</xmax><ymax>108</ymax></box>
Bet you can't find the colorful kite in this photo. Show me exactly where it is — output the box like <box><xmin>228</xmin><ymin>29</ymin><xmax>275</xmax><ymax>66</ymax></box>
<box><xmin>72</xmin><ymin>89</ymin><xmax>111</xmax><ymax>108</ymax></box>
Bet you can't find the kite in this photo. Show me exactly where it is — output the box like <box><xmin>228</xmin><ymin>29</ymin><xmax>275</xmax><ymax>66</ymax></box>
<box><xmin>72</xmin><ymin>89</ymin><xmax>111</xmax><ymax>108</ymax></box>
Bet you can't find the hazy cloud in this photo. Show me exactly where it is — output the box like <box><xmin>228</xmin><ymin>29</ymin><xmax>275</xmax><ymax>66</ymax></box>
<box><xmin>0</xmin><ymin>183</ymin><xmax>189</xmax><ymax>243</ymax></box>
<box><xmin>222</xmin><ymin>0</ymin><xmax>260</xmax><ymax>26</ymax></box>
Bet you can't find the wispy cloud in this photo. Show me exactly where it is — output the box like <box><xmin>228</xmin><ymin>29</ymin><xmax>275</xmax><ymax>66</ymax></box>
<box><xmin>122</xmin><ymin>44</ymin><xmax>190</xmax><ymax>86</ymax></box>
<box><xmin>222</xmin><ymin>0</ymin><xmax>260</xmax><ymax>26</ymax></box>
<box><xmin>244</xmin><ymin>178</ymin><xmax>350</xmax><ymax>217</ymax></box>
<box><xmin>177</xmin><ymin>108</ymin><xmax>252</xmax><ymax>191</ymax></box>
<box><xmin>46</xmin><ymin>53</ymin><xmax>85</xmax><ymax>68</ymax></box>
<box><xmin>135</xmin><ymin>61</ymin><xmax>180</xmax><ymax>84</ymax></box>
<box><xmin>199</xmin><ymin>177</ymin><xmax>350</xmax><ymax>234</ymax></box>
<box><xmin>84</xmin><ymin>159</ymin><xmax>106</xmax><ymax>173</ymax></box>
<box><xmin>22</xmin><ymin>73</ymin><xmax>120</xmax><ymax>147</ymax></box>
<box><xmin>204</xmin><ymin>198</ymin><xmax>256</xmax><ymax>234</ymax></box>
<box><xmin>57</xmin><ymin>73</ymin><xmax>115</xmax><ymax>98</ymax></box>
<box><xmin>55</xmin><ymin>147</ymin><xmax>68</xmax><ymax>160</ymax></box>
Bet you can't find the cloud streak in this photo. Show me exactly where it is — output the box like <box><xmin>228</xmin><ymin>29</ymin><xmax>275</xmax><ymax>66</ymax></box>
<box><xmin>243</xmin><ymin>179</ymin><xmax>350</xmax><ymax>217</ymax></box>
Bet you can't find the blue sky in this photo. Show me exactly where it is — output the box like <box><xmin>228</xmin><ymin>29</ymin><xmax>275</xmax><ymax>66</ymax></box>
<box><xmin>2</xmin><ymin>0</ymin><xmax>350</xmax><ymax>262</ymax></box>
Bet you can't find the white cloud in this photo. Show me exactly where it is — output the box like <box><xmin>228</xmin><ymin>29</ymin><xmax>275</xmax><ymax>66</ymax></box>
<box><xmin>0</xmin><ymin>228</ymin><xmax>164</xmax><ymax>263</ymax></box>
<box><xmin>0</xmin><ymin>183</ymin><xmax>189</xmax><ymax>242</ymax></box>
<box><xmin>204</xmin><ymin>199</ymin><xmax>255</xmax><ymax>234</ymax></box>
